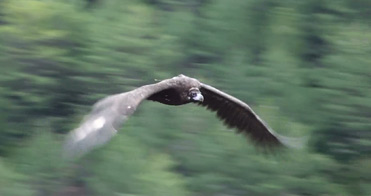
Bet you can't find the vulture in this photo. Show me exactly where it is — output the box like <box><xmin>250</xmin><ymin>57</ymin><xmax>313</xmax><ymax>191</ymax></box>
<box><xmin>64</xmin><ymin>74</ymin><xmax>300</xmax><ymax>158</ymax></box>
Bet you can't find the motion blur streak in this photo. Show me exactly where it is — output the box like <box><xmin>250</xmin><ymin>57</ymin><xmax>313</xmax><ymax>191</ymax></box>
<box><xmin>0</xmin><ymin>0</ymin><xmax>370</xmax><ymax>196</ymax></box>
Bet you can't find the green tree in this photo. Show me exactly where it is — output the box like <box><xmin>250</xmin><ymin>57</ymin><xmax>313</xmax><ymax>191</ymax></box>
<box><xmin>0</xmin><ymin>0</ymin><xmax>90</xmax><ymax>153</ymax></box>
<box><xmin>0</xmin><ymin>159</ymin><xmax>34</xmax><ymax>196</ymax></box>
<box><xmin>85</xmin><ymin>134</ymin><xmax>189</xmax><ymax>196</ymax></box>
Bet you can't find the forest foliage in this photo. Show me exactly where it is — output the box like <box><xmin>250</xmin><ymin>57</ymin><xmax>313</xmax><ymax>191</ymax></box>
<box><xmin>0</xmin><ymin>0</ymin><xmax>370</xmax><ymax>195</ymax></box>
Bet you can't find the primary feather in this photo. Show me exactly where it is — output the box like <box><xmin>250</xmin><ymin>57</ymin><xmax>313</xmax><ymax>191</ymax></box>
<box><xmin>199</xmin><ymin>83</ymin><xmax>282</xmax><ymax>147</ymax></box>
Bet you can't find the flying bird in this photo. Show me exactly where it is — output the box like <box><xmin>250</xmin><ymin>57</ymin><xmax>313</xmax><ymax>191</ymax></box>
<box><xmin>64</xmin><ymin>74</ymin><xmax>299</xmax><ymax>158</ymax></box>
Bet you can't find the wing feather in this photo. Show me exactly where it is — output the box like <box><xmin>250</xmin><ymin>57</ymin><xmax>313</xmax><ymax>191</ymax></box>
<box><xmin>199</xmin><ymin>83</ymin><xmax>284</xmax><ymax>147</ymax></box>
<box><xmin>63</xmin><ymin>77</ymin><xmax>182</xmax><ymax>158</ymax></box>
<box><xmin>63</xmin><ymin>93</ymin><xmax>133</xmax><ymax>158</ymax></box>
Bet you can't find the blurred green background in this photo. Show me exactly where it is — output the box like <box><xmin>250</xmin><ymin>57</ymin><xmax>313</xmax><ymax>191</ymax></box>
<box><xmin>0</xmin><ymin>0</ymin><xmax>370</xmax><ymax>195</ymax></box>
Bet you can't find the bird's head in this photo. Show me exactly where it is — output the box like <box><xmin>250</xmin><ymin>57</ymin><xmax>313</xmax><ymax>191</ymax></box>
<box><xmin>188</xmin><ymin>87</ymin><xmax>204</xmax><ymax>102</ymax></box>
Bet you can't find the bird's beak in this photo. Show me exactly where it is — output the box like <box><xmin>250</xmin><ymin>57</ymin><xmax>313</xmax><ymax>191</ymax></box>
<box><xmin>193</xmin><ymin>92</ymin><xmax>204</xmax><ymax>102</ymax></box>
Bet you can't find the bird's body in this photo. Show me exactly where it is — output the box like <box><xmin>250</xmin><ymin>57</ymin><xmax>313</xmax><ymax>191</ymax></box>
<box><xmin>64</xmin><ymin>75</ymin><xmax>298</xmax><ymax>158</ymax></box>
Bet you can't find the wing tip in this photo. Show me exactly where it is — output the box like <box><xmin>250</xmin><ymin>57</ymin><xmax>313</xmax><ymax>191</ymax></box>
<box><xmin>276</xmin><ymin>134</ymin><xmax>308</xmax><ymax>149</ymax></box>
<box><xmin>62</xmin><ymin>136</ymin><xmax>86</xmax><ymax>160</ymax></box>
<box><xmin>244</xmin><ymin>131</ymin><xmax>307</xmax><ymax>152</ymax></box>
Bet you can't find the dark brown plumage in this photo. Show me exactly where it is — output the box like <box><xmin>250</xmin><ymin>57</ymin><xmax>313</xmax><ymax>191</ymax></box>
<box><xmin>199</xmin><ymin>84</ymin><xmax>282</xmax><ymax>147</ymax></box>
<box><xmin>64</xmin><ymin>74</ymin><xmax>297</xmax><ymax>158</ymax></box>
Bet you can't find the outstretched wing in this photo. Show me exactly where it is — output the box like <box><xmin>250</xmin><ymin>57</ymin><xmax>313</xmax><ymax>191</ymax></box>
<box><xmin>199</xmin><ymin>83</ymin><xmax>292</xmax><ymax>147</ymax></box>
<box><xmin>63</xmin><ymin>77</ymin><xmax>184</xmax><ymax>158</ymax></box>
<box><xmin>63</xmin><ymin>92</ymin><xmax>139</xmax><ymax>158</ymax></box>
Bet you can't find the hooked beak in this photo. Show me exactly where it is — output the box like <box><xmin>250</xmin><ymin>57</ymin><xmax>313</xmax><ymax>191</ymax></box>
<box><xmin>192</xmin><ymin>92</ymin><xmax>204</xmax><ymax>102</ymax></box>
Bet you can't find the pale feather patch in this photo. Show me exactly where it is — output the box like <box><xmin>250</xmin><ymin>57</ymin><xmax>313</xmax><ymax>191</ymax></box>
<box><xmin>75</xmin><ymin>130</ymin><xmax>87</xmax><ymax>141</ymax></box>
<box><xmin>74</xmin><ymin>116</ymin><xmax>106</xmax><ymax>142</ymax></box>
<box><xmin>93</xmin><ymin>116</ymin><xmax>106</xmax><ymax>129</ymax></box>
